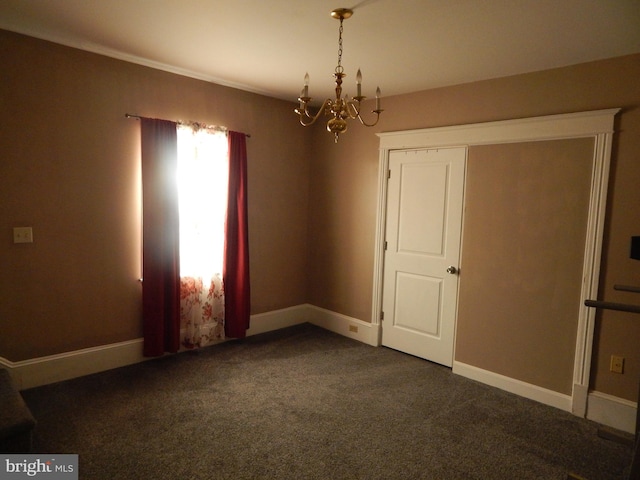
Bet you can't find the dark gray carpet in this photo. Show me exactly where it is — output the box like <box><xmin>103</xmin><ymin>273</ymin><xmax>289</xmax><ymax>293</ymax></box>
<box><xmin>22</xmin><ymin>323</ymin><xmax>633</xmax><ymax>479</ymax></box>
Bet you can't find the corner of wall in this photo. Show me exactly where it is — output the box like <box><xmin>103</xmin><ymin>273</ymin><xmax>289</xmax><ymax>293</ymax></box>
<box><xmin>306</xmin><ymin>304</ymin><xmax>379</xmax><ymax>346</ymax></box>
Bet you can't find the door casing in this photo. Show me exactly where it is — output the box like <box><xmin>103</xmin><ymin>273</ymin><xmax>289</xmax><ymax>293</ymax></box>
<box><xmin>371</xmin><ymin>109</ymin><xmax>619</xmax><ymax>416</ymax></box>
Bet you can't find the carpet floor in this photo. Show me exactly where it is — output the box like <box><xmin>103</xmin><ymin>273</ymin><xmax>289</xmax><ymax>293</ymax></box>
<box><xmin>22</xmin><ymin>323</ymin><xmax>633</xmax><ymax>479</ymax></box>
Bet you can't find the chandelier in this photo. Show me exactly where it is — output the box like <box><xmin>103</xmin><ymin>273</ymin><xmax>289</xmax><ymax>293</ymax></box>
<box><xmin>294</xmin><ymin>8</ymin><xmax>383</xmax><ymax>143</ymax></box>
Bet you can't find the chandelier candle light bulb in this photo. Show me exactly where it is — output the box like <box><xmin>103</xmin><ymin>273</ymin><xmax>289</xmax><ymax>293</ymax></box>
<box><xmin>294</xmin><ymin>8</ymin><xmax>383</xmax><ymax>143</ymax></box>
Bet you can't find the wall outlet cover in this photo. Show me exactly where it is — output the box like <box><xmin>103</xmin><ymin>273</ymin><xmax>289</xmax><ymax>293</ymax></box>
<box><xmin>13</xmin><ymin>227</ymin><xmax>33</xmax><ymax>244</ymax></box>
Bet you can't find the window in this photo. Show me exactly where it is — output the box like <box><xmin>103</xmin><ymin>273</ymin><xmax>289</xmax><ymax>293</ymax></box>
<box><xmin>177</xmin><ymin>125</ymin><xmax>228</xmax><ymax>279</ymax></box>
<box><xmin>140</xmin><ymin>118</ymin><xmax>249</xmax><ymax>356</ymax></box>
<box><xmin>176</xmin><ymin>124</ymin><xmax>228</xmax><ymax>348</ymax></box>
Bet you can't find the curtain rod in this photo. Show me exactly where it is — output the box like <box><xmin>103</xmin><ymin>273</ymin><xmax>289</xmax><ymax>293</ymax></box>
<box><xmin>125</xmin><ymin>113</ymin><xmax>250</xmax><ymax>138</ymax></box>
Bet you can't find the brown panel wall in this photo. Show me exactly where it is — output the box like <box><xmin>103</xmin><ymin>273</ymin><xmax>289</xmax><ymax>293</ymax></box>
<box><xmin>0</xmin><ymin>30</ymin><xmax>310</xmax><ymax>361</ymax></box>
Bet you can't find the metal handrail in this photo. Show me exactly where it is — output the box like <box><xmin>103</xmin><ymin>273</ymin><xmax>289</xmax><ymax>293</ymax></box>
<box><xmin>614</xmin><ymin>284</ymin><xmax>640</xmax><ymax>294</ymax></box>
<box><xmin>584</xmin><ymin>300</ymin><xmax>640</xmax><ymax>314</ymax></box>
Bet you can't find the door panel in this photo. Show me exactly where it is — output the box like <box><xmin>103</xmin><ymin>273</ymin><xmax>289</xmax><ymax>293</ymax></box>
<box><xmin>394</xmin><ymin>272</ymin><xmax>441</xmax><ymax>335</ymax></box>
<box><xmin>382</xmin><ymin>147</ymin><xmax>466</xmax><ymax>366</ymax></box>
<box><xmin>396</xmin><ymin>162</ymin><xmax>448</xmax><ymax>255</ymax></box>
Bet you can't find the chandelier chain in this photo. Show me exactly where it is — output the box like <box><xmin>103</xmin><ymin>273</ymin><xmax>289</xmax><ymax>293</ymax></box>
<box><xmin>336</xmin><ymin>18</ymin><xmax>344</xmax><ymax>73</ymax></box>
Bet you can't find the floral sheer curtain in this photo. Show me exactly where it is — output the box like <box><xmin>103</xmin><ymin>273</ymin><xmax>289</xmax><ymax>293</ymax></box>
<box><xmin>177</xmin><ymin>124</ymin><xmax>228</xmax><ymax>349</ymax></box>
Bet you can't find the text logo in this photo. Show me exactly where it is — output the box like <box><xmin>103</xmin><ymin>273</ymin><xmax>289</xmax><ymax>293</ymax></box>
<box><xmin>1</xmin><ymin>455</ymin><xmax>78</xmax><ymax>479</ymax></box>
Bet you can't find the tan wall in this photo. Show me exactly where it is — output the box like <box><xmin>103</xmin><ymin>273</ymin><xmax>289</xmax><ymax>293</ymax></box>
<box><xmin>307</xmin><ymin>54</ymin><xmax>640</xmax><ymax>401</ymax></box>
<box><xmin>457</xmin><ymin>139</ymin><xmax>594</xmax><ymax>395</ymax></box>
<box><xmin>0</xmin><ymin>30</ymin><xmax>310</xmax><ymax>361</ymax></box>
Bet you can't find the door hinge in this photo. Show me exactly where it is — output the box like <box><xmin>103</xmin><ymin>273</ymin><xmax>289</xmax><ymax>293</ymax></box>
<box><xmin>384</xmin><ymin>241</ymin><xmax>388</xmax><ymax>250</ymax></box>
<box><xmin>387</xmin><ymin>169</ymin><xmax>391</xmax><ymax>180</ymax></box>
<box><xmin>380</xmin><ymin>311</ymin><xmax>384</xmax><ymax>321</ymax></box>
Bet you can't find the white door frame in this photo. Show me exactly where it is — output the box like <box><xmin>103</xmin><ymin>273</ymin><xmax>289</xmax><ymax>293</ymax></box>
<box><xmin>371</xmin><ymin>109</ymin><xmax>620</xmax><ymax>416</ymax></box>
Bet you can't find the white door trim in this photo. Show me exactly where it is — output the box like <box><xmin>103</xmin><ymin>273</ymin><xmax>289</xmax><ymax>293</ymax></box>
<box><xmin>371</xmin><ymin>108</ymin><xmax>620</xmax><ymax>416</ymax></box>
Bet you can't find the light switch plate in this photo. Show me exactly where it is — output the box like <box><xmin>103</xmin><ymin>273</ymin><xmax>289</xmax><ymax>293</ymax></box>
<box><xmin>13</xmin><ymin>227</ymin><xmax>33</xmax><ymax>244</ymax></box>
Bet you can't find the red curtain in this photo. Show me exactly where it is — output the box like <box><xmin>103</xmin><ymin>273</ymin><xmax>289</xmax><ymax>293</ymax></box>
<box><xmin>141</xmin><ymin>118</ymin><xmax>181</xmax><ymax>356</ymax></box>
<box><xmin>224</xmin><ymin>131</ymin><xmax>251</xmax><ymax>338</ymax></box>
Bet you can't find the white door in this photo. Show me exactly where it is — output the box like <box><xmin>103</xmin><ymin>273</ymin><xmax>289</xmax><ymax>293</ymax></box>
<box><xmin>381</xmin><ymin>147</ymin><xmax>466</xmax><ymax>367</ymax></box>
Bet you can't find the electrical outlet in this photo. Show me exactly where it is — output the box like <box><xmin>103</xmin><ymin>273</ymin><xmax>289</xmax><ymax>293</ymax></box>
<box><xmin>349</xmin><ymin>325</ymin><xmax>358</xmax><ymax>333</ymax></box>
<box><xmin>13</xmin><ymin>227</ymin><xmax>33</xmax><ymax>244</ymax></box>
<box><xmin>610</xmin><ymin>355</ymin><xmax>624</xmax><ymax>374</ymax></box>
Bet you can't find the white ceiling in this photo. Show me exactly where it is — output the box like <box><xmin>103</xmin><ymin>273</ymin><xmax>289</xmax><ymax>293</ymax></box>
<box><xmin>1</xmin><ymin>0</ymin><xmax>640</xmax><ymax>104</ymax></box>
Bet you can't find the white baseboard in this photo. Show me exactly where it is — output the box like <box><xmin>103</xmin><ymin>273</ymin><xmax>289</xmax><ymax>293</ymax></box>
<box><xmin>306</xmin><ymin>304</ymin><xmax>378</xmax><ymax>346</ymax></box>
<box><xmin>587</xmin><ymin>391</ymin><xmax>638</xmax><ymax>434</ymax></box>
<box><xmin>571</xmin><ymin>383</ymin><xmax>589</xmax><ymax>417</ymax></box>
<box><xmin>0</xmin><ymin>339</ymin><xmax>146</xmax><ymax>391</ymax></box>
<box><xmin>0</xmin><ymin>304</ymin><xmax>349</xmax><ymax>390</ymax></box>
<box><xmin>453</xmin><ymin>361</ymin><xmax>573</xmax><ymax>412</ymax></box>
<box><xmin>246</xmin><ymin>304</ymin><xmax>307</xmax><ymax>336</ymax></box>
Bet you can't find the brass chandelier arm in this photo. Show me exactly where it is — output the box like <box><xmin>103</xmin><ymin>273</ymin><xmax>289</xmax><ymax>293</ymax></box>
<box><xmin>356</xmin><ymin>110</ymin><xmax>383</xmax><ymax>127</ymax></box>
<box><xmin>346</xmin><ymin>100</ymin><xmax>384</xmax><ymax>127</ymax></box>
<box><xmin>295</xmin><ymin>98</ymin><xmax>333</xmax><ymax>127</ymax></box>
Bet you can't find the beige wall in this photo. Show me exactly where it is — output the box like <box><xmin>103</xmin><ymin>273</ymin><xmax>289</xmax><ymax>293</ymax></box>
<box><xmin>457</xmin><ymin>139</ymin><xmax>594</xmax><ymax>395</ymax></box>
<box><xmin>1</xmin><ymin>28</ymin><xmax>638</xmax><ymax>403</ymax></box>
<box><xmin>307</xmin><ymin>54</ymin><xmax>640</xmax><ymax>401</ymax></box>
<box><xmin>0</xmin><ymin>30</ymin><xmax>310</xmax><ymax>361</ymax></box>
